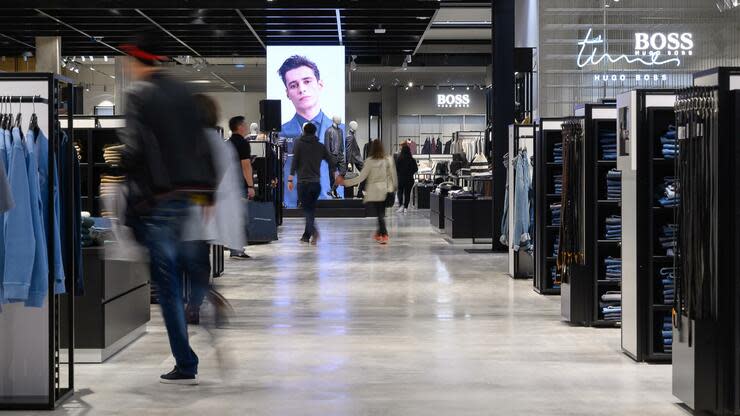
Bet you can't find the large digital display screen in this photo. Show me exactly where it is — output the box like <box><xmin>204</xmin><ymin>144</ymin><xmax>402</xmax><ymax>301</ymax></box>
<box><xmin>267</xmin><ymin>46</ymin><xmax>346</xmax><ymax>207</ymax></box>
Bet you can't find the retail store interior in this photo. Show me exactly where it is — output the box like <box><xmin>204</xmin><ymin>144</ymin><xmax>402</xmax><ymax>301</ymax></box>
<box><xmin>0</xmin><ymin>1</ymin><xmax>740</xmax><ymax>415</ymax></box>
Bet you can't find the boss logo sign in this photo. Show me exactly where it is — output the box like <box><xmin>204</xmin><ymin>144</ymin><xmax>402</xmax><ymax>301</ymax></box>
<box><xmin>577</xmin><ymin>28</ymin><xmax>694</xmax><ymax>68</ymax></box>
<box><xmin>634</xmin><ymin>33</ymin><xmax>694</xmax><ymax>57</ymax></box>
<box><xmin>437</xmin><ymin>94</ymin><xmax>471</xmax><ymax>108</ymax></box>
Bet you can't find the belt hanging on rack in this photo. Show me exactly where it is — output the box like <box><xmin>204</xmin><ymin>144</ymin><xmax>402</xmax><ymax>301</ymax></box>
<box><xmin>557</xmin><ymin>117</ymin><xmax>585</xmax><ymax>283</ymax></box>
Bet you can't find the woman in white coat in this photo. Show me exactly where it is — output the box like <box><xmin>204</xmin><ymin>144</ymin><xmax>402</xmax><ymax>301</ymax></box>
<box><xmin>340</xmin><ymin>140</ymin><xmax>397</xmax><ymax>244</ymax></box>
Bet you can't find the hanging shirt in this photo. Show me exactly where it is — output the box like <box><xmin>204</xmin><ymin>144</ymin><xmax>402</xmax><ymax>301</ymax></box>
<box><xmin>2</xmin><ymin>129</ymin><xmax>36</xmax><ymax>303</ymax></box>
<box><xmin>22</xmin><ymin>127</ymin><xmax>51</xmax><ymax>307</ymax></box>
<box><xmin>30</xmin><ymin>128</ymin><xmax>66</xmax><ymax>295</ymax></box>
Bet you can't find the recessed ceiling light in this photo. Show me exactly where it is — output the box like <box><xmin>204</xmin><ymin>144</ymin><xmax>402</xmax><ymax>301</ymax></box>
<box><xmin>235</xmin><ymin>64</ymin><xmax>245</xmax><ymax>68</ymax></box>
<box><xmin>416</xmin><ymin>16</ymin><xmax>430</xmax><ymax>20</ymax></box>
<box><xmin>408</xmin><ymin>81</ymin><xmax>413</xmax><ymax>87</ymax></box>
<box><xmin>374</xmin><ymin>27</ymin><xmax>386</xmax><ymax>34</ymax></box>
<box><xmin>187</xmin><ymin>80</ymin><xmax>212</xmax><ymax>84</ymax></box>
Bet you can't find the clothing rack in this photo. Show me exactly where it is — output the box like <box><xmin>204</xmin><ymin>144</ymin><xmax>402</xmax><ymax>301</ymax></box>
<box><xmin>534</xmin><ymin>118</ymin><xmax>566</xmax><ymax>295</ymax></box>
<box><xmin>0</xmin><ymin>73</ymin><xmax>76</xmax><ymax>410</ymax></box>
<box><xmin>501</xmin><ymin>124</ymin><xmax>536</xmax><ymax>277</ymax></box>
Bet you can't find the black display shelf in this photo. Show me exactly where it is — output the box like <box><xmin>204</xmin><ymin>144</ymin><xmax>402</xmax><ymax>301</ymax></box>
<box><xmin>559</xmin><ymin>103</ymin><xmax>620</xmax><ymax>327</ymax></box>
<box><xmin>617</xmin><ymin>89</ymin><xmax>676</xmax><ymax>364</ymax></box>
<box><xmin>73</xmin><ymin>124</ymin><xmax>124</xmax><ymax>216</ymax></box>
<box><xmin>534</xmin><ymin>118</ymin><xmax>565</xmax><ymax>295</ymax></box>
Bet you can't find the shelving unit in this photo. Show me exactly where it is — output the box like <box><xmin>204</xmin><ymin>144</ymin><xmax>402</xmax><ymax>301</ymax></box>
<box><xmin>560</xmin><ymin>103</ymin><xmax>620</xmax><ymax>327</ymax></box>
<box><xmin>71</xmin><ymin>116</ymin><xmax>126</xmax><ymax>216</ymax></box>
<box><xmin>535</xmin><ymin>119</ymin><xmax>565</xmax><ymax>295</ymax></box>
<box><xmin>617</xmin><ymin>89</ymin><xmax>677</xmax><ymax>363</ymax></box>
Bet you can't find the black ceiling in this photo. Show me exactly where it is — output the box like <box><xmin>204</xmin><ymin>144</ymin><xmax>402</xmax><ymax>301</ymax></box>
<box><xmin>0</xmin><ymin>1</ymin><xmax>491</xmax><ymax>58</ymax></box>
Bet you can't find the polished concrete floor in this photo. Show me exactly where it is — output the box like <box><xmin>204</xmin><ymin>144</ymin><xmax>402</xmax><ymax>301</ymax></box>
<box><xmin>32</xmin><ymin>210</ymin><xmax>687</xmax><ymax>415</ymax></box>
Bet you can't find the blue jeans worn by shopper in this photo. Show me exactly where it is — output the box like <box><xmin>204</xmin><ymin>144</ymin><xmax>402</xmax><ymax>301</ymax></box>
<box><xmin>132</xmin><ymin>198</ymin><xmax>199</xmax><ymax>376</ymax></box>
<box><xmin>177</xmin><ymin>240</ymin><xmax>210</xmax><ymax>309</ymax></box>
<box><xmin>298</xmin><ymin>182</ymin><xmax>322</xmax><ymax>240</ymax></box>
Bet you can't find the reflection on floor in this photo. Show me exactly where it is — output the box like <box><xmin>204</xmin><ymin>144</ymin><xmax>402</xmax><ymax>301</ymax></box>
<box><xmin>40</xmin><ymin>210</ymin><xmax>684</xmax><ymax>416</ymax></box>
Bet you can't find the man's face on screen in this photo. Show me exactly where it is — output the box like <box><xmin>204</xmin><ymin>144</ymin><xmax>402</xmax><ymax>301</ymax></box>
<box><xmin>284</xmin><ymin>66</ymin><xmax>323</xmax><ymax>116</ymax></box>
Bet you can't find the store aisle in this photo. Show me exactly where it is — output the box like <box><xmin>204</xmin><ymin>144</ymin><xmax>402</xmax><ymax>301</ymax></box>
<box><xmin>48</xmin><ymin>211</ymin><xmax>682</xmax><ymax>416</ymax></box>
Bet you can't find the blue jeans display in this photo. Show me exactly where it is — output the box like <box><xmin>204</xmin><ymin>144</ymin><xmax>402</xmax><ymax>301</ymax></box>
<box><xmin>659</xmin><ymin>224</ymin><xmax>677</xmax><ymax>256</ymax></box>
<box><xmin>600</xmin><ymin>130</ymin><xmax>618</xmax><ymax>160</ymax></box>
<box><xmin>662</xmin><ymin>315</ymin><xmax>673</xmax><ymax>352</ymax></box>
<box><xmin>132</xmin><ymin>198</ymin><xmax>199</xmax><ymax>376</ymax></box>
<box><xmin>606</xmin><ymin>169</ymin><xmax>621</xmax><ymax>200</ymax></box>
<box><xmin>550</xmin><ymin>266</ymin><xmax>560</xmax><ymax>289</ymax></box>
<box><xmin>657</xmin><ymin>176</ymin><xmax>678</xmax><ymax>207</ymax></box>
<box><xmin>552</xmin><ymin>142</ymin><xmax>563</xmax><ymax>163</ymax></box>
<box><xmin>604</xmin><ymin>257</ymin><xmax>622</xmax><ymax>281</ymax></box>
<box><xmin>660</xmin><ymin>127</ymin><xmax>677</xmax><ymax>159</ymax></box>
<box><xmin>553</xmin><ymin>174</ymin><xmax>562</xmax><ymax>194</ymax></box>
<box><xmin>550</xmin><ymin>203</ymin><xmax>561</xmax><ymax>226</ymax></box>
<box><xmin>604</xmin><ymin>215</ymin><xmax>622</xmax><ymax>240</ymax></box>
<box><xmin>297</xmin><ymin>182</ymin><xmax>322</xmax><ymax>240</ymax></box>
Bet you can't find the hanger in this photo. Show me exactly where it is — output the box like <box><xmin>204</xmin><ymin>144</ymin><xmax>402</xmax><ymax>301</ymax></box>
<box><xmin>14</xmin><ymin>96</ymin><xmax>22</xmax><ymax>130</ymax></box>
<box><xmin>1</xmin><ymin>96</ymin><xmax>7</xmax><ymax>130</ymax></box>
<box><xmin>29</xmin><ymin>95</ymin><xmax>39</xmax><ymax>138</ymax></box>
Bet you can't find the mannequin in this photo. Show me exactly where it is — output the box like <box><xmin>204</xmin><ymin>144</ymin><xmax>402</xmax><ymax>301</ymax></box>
<box><xmin>248</xmin><ymin>122</ymin><xmax>259</xmax><ymax>140</ymax></box>
<box><xmin>346</xmin><ymin>121</ymin><xmax>366</xmax><ymax>199</ymax></box>
<box><xmin>324</xmin><ymin>115</ymin><xmax>346</xmax><ymax>198</ymax></box>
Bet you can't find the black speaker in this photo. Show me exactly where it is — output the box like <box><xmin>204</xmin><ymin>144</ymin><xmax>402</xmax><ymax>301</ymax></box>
<box><xmin>260</xmin><ymin>99</ymin><xmax>282</xmax><ymax>132</ymax></box>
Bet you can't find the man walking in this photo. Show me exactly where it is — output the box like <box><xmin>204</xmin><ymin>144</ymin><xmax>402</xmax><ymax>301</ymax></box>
<box><xmin>287</xmin><ymin>122</ymin><xmax>340</xmax><ymax>244</ymax></box>
<box><xmin>226</xmin><ymin>116</ymin><xmax>254</xmax><ymax>259</ymax></box>
<box><xmin>119</xmin><ymin>32</ymin><xmax>216</xmax><ymax>385</ymax></box>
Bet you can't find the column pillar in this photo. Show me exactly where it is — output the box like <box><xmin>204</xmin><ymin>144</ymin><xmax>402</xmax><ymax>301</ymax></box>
<box><xmin>492</xmin><ymin>0</ymin><xmax>515</xmax><ymax>251</ymax></box>
<box><xmin>35</xmin><ymin>36</ymin><xmax>61</xmax><ymax>74</ymax></box>
<box><xmin>114</xmin><ymin>58</ymin><xmax>131</xmax><ymax>114</ymax></box>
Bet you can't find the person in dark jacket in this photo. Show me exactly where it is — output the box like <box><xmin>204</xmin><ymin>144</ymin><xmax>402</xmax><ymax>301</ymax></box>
<box><xmin>287</xmin><ymin>122</ymin><xmax>339</xmax><ymax>244</ymax></box>
<box><xmin>395</xmin><ymin>144</ymin><xmax>418</xmax><ymax>213</ymax></box>
<box><xmin>118</xmin><ymin>31</ymin><xmax>216</xmax><ymax>386</ymax></box>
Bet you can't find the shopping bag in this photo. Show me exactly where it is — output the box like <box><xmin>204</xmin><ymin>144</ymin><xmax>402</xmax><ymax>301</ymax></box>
<box><xmin>245</xmin><ymin>201</ymin><xmax>278</xmax><ymax>243</ymax></box>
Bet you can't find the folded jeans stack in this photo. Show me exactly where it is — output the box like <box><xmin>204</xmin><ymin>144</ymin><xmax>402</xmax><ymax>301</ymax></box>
<box><xmin>660</xmin><ymin>126</ymin><xmax>677</xmax><ymax>159</ymax></box>
<box><xmin>660</xmin><ymin>224</ymin><xmax>677</xmax><ymax>256</ymax></box>
<box><xmin>550</xmin><ymin>266</ymin><xmax>560</xmax><ymax>289</ymax></box>
<box><xmin>662</xmin><ymin>316</ymin><xmax>673</xmax><ymax>353</ymax></box>
<box><xmin>550</xmin><ymin>203</ymin><xmax>561</xmax><ymax>226</ymax></box>
<box><xmin>600</xmin><ymin>291</ymin><xmax>621</xmax><ymax>321</ymax></box>
<box><xmin>604</xmin><ymin>215</ymin><xmax>621</xmax><ymax>240</ymax></box>
<box><xmin>657</xmin><ymin>176</ymin><xmax>679</xmax><ymax>207</ymax></box>
<box><xmin>552</xmin><ymin>235</ymin><xmax>560</xmax><ymax>257</ymax></box>
<box><xmin>553</xmin><ymin>142</ymin><xmax>563</xmax><ymax>163</ymax></box>
<box><xmin>660</xmin><ymin>267</ymin><xmax>675</xmax><ymax>305</ymax></box>
<box><xmin>606</xmin><ymin>169</ymin><xmax>621</xmax><ymax>200</ymax></box>
<box><xmin>604</xmin><ymin>256</ymin><xmax>622</xmax><ymax>281</ymax></box>
<box><xmin>553</xmin><ymin>174</ymin><xmax>563</xmax><ymax>194</ymax></box>
<box><xmin>602</xmin><ymin>305</ymin><xmax>622</xmax><ymax>321</ymax></box>
<box><xmin>600</xmin><ymin>130</ymin><xmax>618</xmax><ymax>160</ymax></box>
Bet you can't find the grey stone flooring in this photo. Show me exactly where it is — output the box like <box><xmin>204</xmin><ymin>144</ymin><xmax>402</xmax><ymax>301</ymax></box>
<box><xmin>34</xmin><ymin>210</ymin><xmax>688</xmax><ymax>415</ymax></box>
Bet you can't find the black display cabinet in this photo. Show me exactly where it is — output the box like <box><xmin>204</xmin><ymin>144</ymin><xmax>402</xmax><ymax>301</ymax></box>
<box><xmin>616</xmin><ymin>89</ymin><xmax>677</xmax><ymax>363</ymax></box>
<box><xmin>535</xmin><ymin>118</ymin><xmax>565</xmax><ymax>295</ymax></box>
<box><xmin>672</xmin><ymin>67</ymin><xmax>740</xmax><ymax>415</ymax></box>
<box><xmin>560</xmin><ymin>103</ymin><xmax>620</xmax><ymax>327</ymax></box>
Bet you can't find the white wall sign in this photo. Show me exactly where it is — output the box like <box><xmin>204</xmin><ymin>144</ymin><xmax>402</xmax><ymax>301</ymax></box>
<box><xmin>437</xmin><ymin>94</ymin><xmax>471</xmax><ymax>108</ymax></box>
<box><xmin>577</xmin><ymin>28</ymin><xmax>694</xmax><ymax>68</ymax></box>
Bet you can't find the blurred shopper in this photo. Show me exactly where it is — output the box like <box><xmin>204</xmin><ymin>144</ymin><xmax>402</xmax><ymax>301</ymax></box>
<box><xmin>287</xmin><ymin>122</ymin><xmax>338</xmax><ymax>244</ymax></box>
<box><xmin>339</xmin><ymin>140</ymin><xmax>397</xmax><ymax>244</ymax></box>
<box><xmin>226</xmin><ymin>116</ymin><xmax>254</xmax><ymax>259</ymax></box>
<box><xmin>119</xmin><ymin>33</ymin><xmax>216</xmax><ymax>385</ymax></box>
<box><xmin>394</xmin><ymin>144</ymin><xmax>417</xmax><ymax>213</ymax></box>
<box><xmin>181</xmin><ymin>95</ymin><xmax>245</xmax><ymax>325</ymax></box>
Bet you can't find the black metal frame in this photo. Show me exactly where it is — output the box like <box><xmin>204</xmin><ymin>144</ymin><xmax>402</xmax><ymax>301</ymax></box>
<box><xmin>0</xmin><ymin>72</ymin><xmax>76</xmax><ymax>411</ymax></box>
<box><xmin>534</xmin><ymin>118</ymin><xmax>565</xmax><ymax>295</ymax></box>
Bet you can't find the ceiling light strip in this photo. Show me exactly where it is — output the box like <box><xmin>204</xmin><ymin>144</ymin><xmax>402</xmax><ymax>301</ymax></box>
<box><xmin>335</xmin><ymin>9</ymin><xmax>343</xmax><ymax>45</ymax></box>
<box><xmin>210</xmin><ymin>71</ymin><xmax>241</xmax><ymax>93</ymax></box>
<box><xmin>35</xmin><ymin>9</ymin><xmax>124</xmax><ymax>54</ymax></box>
<box><xmin>235</xmin><ymin>9</ymin><xmax>266</xmax><ymax>50</ymax></box>
<box><xmin>0</xmin><ymin>33</ymin><xmax>35</xmax><ymax>49</ymax></box>
<box><xmin>412</xmin><ymin>9</ymin><xmax>439</xmax><ymax>56</ymax></box>
<box><xmin>135</xmin><ymin>9</ymin><xmax>202</xmax><ymax>57</ymax></box>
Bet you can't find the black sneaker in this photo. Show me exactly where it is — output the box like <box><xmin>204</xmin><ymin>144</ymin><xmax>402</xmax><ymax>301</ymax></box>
<box><xmin>160</xmin><ymin>367</ymin><xmax>198</xmax><ymax>385</ymax></box>
<box><xmin>300</xmin><ymin>236</ymin><xmax>311</xmax><ymax>243</ymax></box>
<box><xmin>230</xmin><ymin>253</ymin><xmax>251</xmax><ymax>260</ymax></box>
